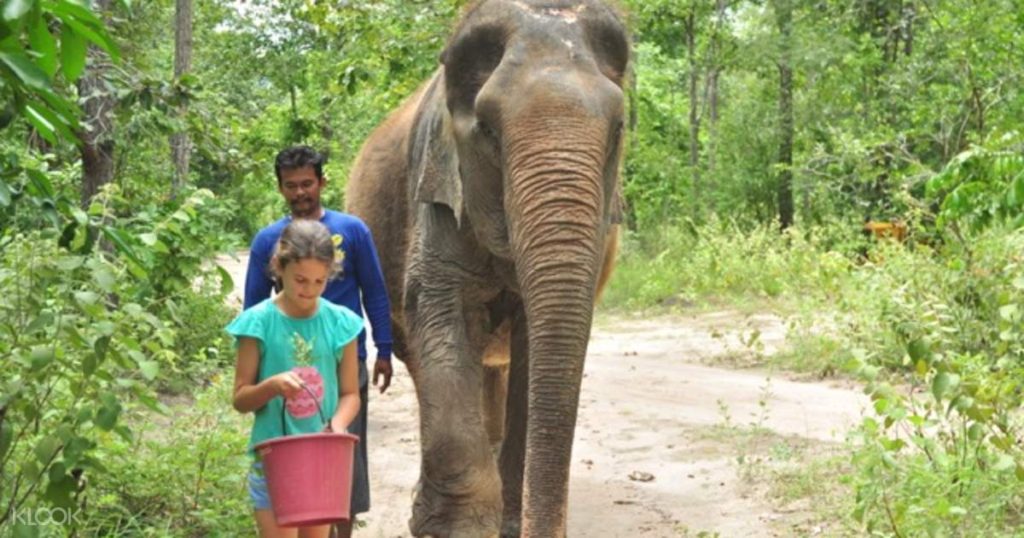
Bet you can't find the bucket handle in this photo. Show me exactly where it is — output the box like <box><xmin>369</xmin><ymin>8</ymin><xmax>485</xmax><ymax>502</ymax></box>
<box><xmin>280</xmin><ymin>382</ymin><xmax>333</xmax><ymax>436</ymax></box>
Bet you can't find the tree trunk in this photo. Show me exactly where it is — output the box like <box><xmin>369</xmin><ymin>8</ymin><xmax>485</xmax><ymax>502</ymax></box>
<box><xmin>79</xmin><ymin>0</ymin><xmax>115</xmax><ymax>208</ymax></box>
<box><xmin>289</xmin><ymin>84</ymin><xmax>298</xmax><ymax>119</ymax></box>
<box><xmin>707</xmin><ymin>0</ymin><xmax>727</xmax><ymax>176</ymax></box>
<box><xmin>774</xmin><ymin>0</ymin><xmax>794</xmax><ymax>230</ymax></box>
<box><xmin>171</xmin><ymin>0</ymin><xmax>193</xmax><ymax>195</ymax></box>
<box><xmin>902</xmin><ymin>1</ymin><xmax>915</xmax><ymax>57</ymax></box>
<box><xmin>685</xmin><ymin>10</ymin><xmax>701</xmax><ymax>215</ymax></box>
<box><xmin>706</xmin><ymin>69</ymin><xmax>718</xmax><ymax>175</ymax></box>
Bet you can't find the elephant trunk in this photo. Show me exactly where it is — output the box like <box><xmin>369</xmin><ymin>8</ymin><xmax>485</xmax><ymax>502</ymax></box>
<box><xmin>505</xmin><ymin>120</ymin><xmax>606</xmax><ymax>535</ymax></box>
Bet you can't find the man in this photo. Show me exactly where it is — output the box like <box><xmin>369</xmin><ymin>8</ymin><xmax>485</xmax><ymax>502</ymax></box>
<box><xmin>244</xmin><ymin>145</ymin><xmax>393</xmax><ymax>536</ymax></box>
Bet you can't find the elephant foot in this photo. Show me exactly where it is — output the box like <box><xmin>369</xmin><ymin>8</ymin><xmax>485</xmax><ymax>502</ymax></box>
<box><xmin>409</xmin><ymin>476</ymin><xmax>502</xmax><ymax>538</ymax></box>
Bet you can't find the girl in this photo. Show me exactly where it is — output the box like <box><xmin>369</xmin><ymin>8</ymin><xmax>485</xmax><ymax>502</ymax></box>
<box><xmin>227</xmin><ymin>219</ymin><xmax>362</xmax><ymax>538</ymax></box>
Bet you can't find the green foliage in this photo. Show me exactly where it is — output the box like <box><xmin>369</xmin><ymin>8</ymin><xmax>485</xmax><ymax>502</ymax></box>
<box><xmin>926</xmin><ymin>133</ymin><xmax>1024</xmax><ymax>232</ymax></box>
<box><xmin>95</xmin><ymin>186</ymin><xmax>238</xmax><ymax>390</ymax></box>
<box><xmin>0</xmin><ymin>0</ymin><xmax>118</xmax><ymax>143</ymax></box>
<box><xmin>603</xmin><ymin>217</ymin><xmax>857</xmax><ymax>310</ymax></box>
<box><xmin>94</xmin><ymin>186</ymin><xmax>238</xmax><ymax>297</ymax></box>
<box><xmin>1</xmin><ymin>0</ymin><xmax>1023</xmax><ymax>534</ymax></box>
<box><xmin>79</xmin><ymin>375</ymin><xmax>252</xmax><ymax>536</ymax></box>
<box><xmin>835</xmin><ymin>229</ymin><xmax>1024</xmax><ymax>536</ymax></box>
<box><xmin>0</xmin><ymin>182</ymin><xmax>236</xmax><ymax>535</ymax></box>
<box><xmin>0</xmin><ymin>230</ymin><xmax>172</xmax><ymax>533</ymax></box>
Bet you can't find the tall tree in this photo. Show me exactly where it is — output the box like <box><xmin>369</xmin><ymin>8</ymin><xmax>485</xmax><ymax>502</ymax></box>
<box><xmin>773</xmin><ymin>0</ymin><xmax>794</xmax><ymax>229</ymax></box>
<box><xmin>684</xmin><ymin>7</ymin><xmax>701</xmax><ymax>211</ymax></box>
<box><xmin>80</xmin><ymin>0</ymin><xmax>116</xmax><ymax>207</ymax></box>
<box><xmin>171</xmin><ymin>0</ymin><xmax>193</xmax><ymax>194</ymax></box>
<box><xmin>705</xmin><ymin>0</ymin><xmax>729</xmax><ymax>175</ymax></box>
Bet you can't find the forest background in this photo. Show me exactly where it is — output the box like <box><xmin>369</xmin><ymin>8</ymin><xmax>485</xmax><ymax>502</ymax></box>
<box><xmin>1</xmin><ymin>0</ymin><xmax>1023</xmax><ymax>536</ymax></box>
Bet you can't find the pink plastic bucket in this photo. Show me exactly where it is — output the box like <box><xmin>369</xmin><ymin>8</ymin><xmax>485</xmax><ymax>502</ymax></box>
<box><xmin>255</xmin><ymin>431</ymin><xmax>359</xmax><ymax>527</ymax></box>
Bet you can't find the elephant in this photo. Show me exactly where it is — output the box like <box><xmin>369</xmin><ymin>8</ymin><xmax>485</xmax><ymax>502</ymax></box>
<box><xmin>345</xmin><ymin>1</ymin><xmax>630</xmax><ymax>535</ymax></box>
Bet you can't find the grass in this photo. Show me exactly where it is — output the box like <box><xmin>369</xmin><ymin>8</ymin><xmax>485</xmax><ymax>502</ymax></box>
<box><xmin>705</xmin><ymin>392</ymin><xmax>859</xmax><ymax>537</ymax></box>
<box><xmin>601</xmin><ymin>219</ymin><xmax>856</xmax><ymax>313</ymax></box>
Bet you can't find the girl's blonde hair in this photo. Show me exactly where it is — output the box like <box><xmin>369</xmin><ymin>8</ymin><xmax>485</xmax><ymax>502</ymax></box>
<box><xmin>271</xmin><ymin>220</ymin><xmax>342</xmax><ymax>280</ymax></box>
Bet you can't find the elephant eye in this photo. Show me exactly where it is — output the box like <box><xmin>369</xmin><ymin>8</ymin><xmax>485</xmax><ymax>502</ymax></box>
<box><xmin>478</xmin><ymin>121</ymin><xmax>497</xmax><ymax>141</ymax></box>
<box><xmin>475</xmin><ymin>120</ymin><xmax>502</xmax><ymax>163</ymax></box>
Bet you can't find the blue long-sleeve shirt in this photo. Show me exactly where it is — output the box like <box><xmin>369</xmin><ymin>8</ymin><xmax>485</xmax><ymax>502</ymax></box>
<box><xmin>243</xmin><ymin>210</ymin><xmax>393</xmax><ymax>362</ymax></box>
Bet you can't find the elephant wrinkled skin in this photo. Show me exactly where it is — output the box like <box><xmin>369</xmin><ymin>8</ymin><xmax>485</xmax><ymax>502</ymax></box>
<box><xmin>346</xmin><ymin>1</ymin><xmax>630</xmax><ymax>536</ymax></box>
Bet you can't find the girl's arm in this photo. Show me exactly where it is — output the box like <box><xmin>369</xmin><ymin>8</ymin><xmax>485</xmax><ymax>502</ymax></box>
<box><xmin>329</xmin><ymin>340</ymin><xmax>361</xmax><ymax>432</ymax></box>
<box><xmin>233</xmin><ymin>337</ymin><xmax>304</xmax><ymax>413</ymax></box>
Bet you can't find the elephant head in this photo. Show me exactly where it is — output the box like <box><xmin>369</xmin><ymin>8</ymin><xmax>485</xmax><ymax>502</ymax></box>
<box><xmin>415</xmin><ymin>0</ymin><xmax>627</xmax><ymax>254</ymax></box>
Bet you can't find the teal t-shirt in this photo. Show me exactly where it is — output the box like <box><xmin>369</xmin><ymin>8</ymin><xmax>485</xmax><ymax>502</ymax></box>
<box><xmin>225</xmin><ymin>297</ymin><xmax>363</xmax><ymax>452</ymax></box>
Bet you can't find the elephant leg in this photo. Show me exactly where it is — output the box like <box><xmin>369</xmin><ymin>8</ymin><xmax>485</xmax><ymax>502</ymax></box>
<box><xmin>482</xmin><ymin>318</ymin><xmax>512</xmax><ymax>452</ymax></box>
<box><xmin>499</xmin><ymin>307</ymin><xmax>528</xmax><ymax>538</ymax></box>
<box><xmin>408</xmin><ymin>283</ymin><xmax>502</xmax><ymax>537</ymax></box>
<box><xmin>390</xmin><ymin>313</ymin><xmax>422</xmax><ymax>387</ymax></box>
<box><xmin>482</xmin><ymin>363</ymin><xmax>509</xmax><ymax>453</ymax></box>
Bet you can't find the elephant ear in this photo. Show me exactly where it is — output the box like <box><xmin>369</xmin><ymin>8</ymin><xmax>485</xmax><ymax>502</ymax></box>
<box><xmin>411</xmin><ymin>73</ymin><xmax>463</xmax><ymax>226</ymax></box>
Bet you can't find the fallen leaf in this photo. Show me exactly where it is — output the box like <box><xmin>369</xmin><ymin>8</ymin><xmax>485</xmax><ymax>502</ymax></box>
<box><xmin>628</xmin><ymin>471</ymin><xmax>655</xmax><ymax>482</ymax></box>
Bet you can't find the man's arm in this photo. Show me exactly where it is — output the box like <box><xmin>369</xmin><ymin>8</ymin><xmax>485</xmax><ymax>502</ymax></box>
<box><xmin>243</xmin><ymin>234</ymin><xmax>274</xmax><ymax>310</ymax></box>
<box><xmin>352</xmin><ymin>223</ymin><xmax>394</xmax><ymax>360</ymax></box>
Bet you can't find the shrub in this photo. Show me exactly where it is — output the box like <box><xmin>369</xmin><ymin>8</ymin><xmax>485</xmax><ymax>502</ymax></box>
<box><xmin>79</xmin><ymin>375</ymin><xmax>252</xmax><ymax>536</ymax></box>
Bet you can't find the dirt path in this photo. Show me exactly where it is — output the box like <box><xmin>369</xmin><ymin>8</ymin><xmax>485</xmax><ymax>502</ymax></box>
<box><xmin>217</xmin><ymin>253</ymin><xmax>867</xmax><ymax>537</ymax></box>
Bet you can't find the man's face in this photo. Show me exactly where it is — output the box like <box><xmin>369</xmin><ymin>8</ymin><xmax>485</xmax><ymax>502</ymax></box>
<box><xmin>278</xmin><ymin>166</ymin><xmax>325</xmax><ymax>218</ymax></box>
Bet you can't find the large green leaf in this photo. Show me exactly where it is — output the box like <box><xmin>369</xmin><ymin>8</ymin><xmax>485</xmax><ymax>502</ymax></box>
<box><xmin>44</xmin><ymin>0</ymin><xmax>102</xmax><ymax>27</ymax></box>
<box><xmin>91</xmin><ymin>262</ymin><xmax>115</xmax><ymax>292</ymax></box>
<box><xmin>94</xmin><ymin>400</ymin><xmax>119</xmax><ymax>430</ymax></box>
<box><xmin>27</xmin><ymin>10</ymin><xmax>56</xmax><ymax>76</ymax></box>
<box><xmin>29</xmin><ymin>345</ymin><xmax>55</xmax><ymax>370</ymax></box>
<box><xmin>24</xmin><ymin>99</ymin><xmax>77</xmax><ymax>142</ymax></box>
<box><xmin>932</xmin><ymin>372</ymin><xmax>959</xmax><ymax>402</ymax></box>
<box><xmin>34</xmin><ymin>85</ymin><xmax>78</xmax><ymax>123</ymax></box>
<box><xmin>25</xmin><ymin>168</ymin><xmax>54</xmax><ymax>197</ymax></box>
<box><xmin>217</xmin><ymin>264</ymin><xmax>234</xmax><ymax>295</ymax></box>
<box><xmin>138</xmin><ymin>360</ymin><xmax>159</xmax><ymax>380</ymax></box>
<box><xmin>1012</xmin><ymin>172</ymin><xmax>1024</xmax><ymax>209</ymax></box>
<box><xmin>44</xmin><ymin>465</ymin><xmax>77</xmax><ymax>507</ymax></box>
<box><xmin>33</xmin><ymin>434</ymin><xmax>60</xmax><ymax>464</ymax></box>
<box><xmin>58</xmin><ymin>23</ymin><xmax>85</xmax><ymax>81</ymax></box>
<box><xmin>907</xmin><ymin>339</ymin><xmax>931</xmax><ymax>364</ymax></box>
<box><xmin>59</xmin><ymin>16</ymin><xmax>118</xmax><ymax>61</ymax></box>
<box><xmin>22</xmin><ymin>102</ymin><xmax>57</xmax><ymax>143</ymax></box>
<box><xmin>0</xmin><ymin>50</ymin><xmax>49</xmax><ymax>89</ymax></box>
<box><xmin>24</xmin><ymin>310</ymin><xmax>54</xmax><ymax>334</ymax></box>
<box><xmin>101</xmin><ymin>227</ymin><xmax>144</xmax><ymax>266</ymax></box>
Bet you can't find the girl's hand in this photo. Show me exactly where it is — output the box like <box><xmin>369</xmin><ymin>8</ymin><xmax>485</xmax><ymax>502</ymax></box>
<box><xmin>270</xmin><ymin>372</ymin><xmax>305</xmax><ymax>399</ymax></box>
<box><xmin>327</xmin><ymin>416</ymin><xmax>348</xmax><ymax>433</ymax></box>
